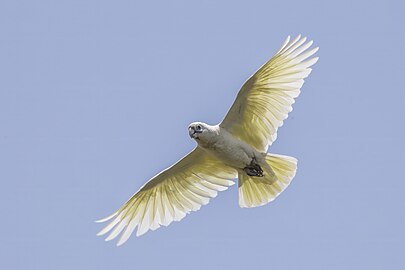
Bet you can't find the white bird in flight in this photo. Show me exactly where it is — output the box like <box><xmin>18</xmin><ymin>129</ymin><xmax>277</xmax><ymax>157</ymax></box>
<box><xmin>97</xmin><ymin>35</ymin><xmax>319</xmax><ymax>245</ymax></box>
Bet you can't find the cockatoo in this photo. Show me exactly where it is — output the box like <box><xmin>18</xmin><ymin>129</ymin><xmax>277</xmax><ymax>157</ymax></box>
<box><xmin>97</xmin><ymin>35</ymin><xmax>318</xmax><ymax>245</ymax></box>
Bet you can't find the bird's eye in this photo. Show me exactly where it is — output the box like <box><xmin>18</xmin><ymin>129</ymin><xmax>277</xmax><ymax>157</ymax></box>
<box><xmin>196</xmin><ymin>125</ymin><xmax>202</xmax><ymax>131</ymax></box>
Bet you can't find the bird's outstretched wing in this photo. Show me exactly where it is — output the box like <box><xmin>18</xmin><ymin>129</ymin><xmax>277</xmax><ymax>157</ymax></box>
<box><xmin>220</xmin><ymin>35</ymin><xmax>319</xmax><ymax>152</ymax></box>
<box><xmin>96</xmin><ymin>147</ymin><xmax>237</xmax><ymax>245</ymax></box>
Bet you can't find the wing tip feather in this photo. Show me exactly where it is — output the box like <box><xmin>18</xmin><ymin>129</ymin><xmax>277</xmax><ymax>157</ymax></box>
<box><xmin>95</xmin><ymin>212</ymin><xmax>118</xmax><ymax>223</ymax></box>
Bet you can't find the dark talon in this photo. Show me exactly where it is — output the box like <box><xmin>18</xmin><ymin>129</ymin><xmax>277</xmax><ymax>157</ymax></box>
<box><xmin>243</xmin><ymin>157</ymin><xmax>264</xmax><ymax>177</ymax></box>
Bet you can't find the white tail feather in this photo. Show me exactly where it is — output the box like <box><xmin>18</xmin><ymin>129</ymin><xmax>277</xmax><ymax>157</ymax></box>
<box><xmin>238</xmin><ymin>153</ymin><xmax>297</xmax><ymax>208</ymax></box>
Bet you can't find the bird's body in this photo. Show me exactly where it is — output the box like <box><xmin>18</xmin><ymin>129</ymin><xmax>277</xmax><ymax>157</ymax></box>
<box><xmin>97</xmin><ymin>35</ymin><xmax>319</xmax><ymax>245</ymax></box>
<box><xmin>189</xmin><ymin>123</ymin><xmax>261</xmax><ymax>170</ymax></box>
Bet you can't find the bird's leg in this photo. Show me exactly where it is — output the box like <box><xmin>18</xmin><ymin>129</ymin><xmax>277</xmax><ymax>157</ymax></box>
<box><xmin>243</xmin><ymin>157</ymin><xmax>264</xmax><ymax>177</ymax></box>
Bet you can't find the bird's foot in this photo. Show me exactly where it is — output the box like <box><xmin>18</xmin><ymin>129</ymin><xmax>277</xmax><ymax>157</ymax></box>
<box><xmin>243</xmin><ymin>158</ymin><xmax>264</xmax><ymax>177</ymax></box>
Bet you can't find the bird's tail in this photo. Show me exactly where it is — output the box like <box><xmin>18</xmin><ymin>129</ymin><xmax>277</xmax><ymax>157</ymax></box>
<box><xmin>238</xmin><ymin>153</ymin><xmax>297</xmax><ymax>208</ymax></box>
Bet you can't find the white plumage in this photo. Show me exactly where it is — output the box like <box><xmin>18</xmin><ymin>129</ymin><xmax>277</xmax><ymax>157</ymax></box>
<box><xmin>97</xmin><ymin>35</ymin><xmax>318</xmax><ymax>245</ymax></box>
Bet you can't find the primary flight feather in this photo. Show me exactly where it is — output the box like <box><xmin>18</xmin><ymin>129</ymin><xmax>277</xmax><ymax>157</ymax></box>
<box><xmin>97</xmin><ymin>35</ymin><xmax>319</xmax><ymax>245</ymax></box>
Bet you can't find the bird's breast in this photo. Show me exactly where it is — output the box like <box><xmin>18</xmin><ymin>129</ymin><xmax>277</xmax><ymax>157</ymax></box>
<box><xmin>203</xmin><ymin>130</ymin><xmax>256</xmax><ymax>169</ymax></box>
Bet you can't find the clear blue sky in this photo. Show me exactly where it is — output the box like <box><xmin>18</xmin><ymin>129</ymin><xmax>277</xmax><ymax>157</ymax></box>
<box><xmin>1</xmin><ymin>0</ymin><xmax>404</xmax><ymax>269</ymax></box>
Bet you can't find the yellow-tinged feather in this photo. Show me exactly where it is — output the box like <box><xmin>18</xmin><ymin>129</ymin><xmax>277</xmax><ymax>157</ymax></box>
<box><xmin>238</xmin><ymin>153</ymin><xmax>297</xmax><ymax>208</ymax></box>
<box><xmin>220</xmin><ymin>35</ymin><xmax>318</xmax><ymax>152</ymax></box>
<box><xmin>96</xmin><ymin>147</ymin><xmax>237</xmax><ymax>245</ymax></box>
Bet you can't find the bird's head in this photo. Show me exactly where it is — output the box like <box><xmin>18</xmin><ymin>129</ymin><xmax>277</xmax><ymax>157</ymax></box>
<box><xmin>188</xmin><ymin>122</ymin><xmax>218</xmax><ymax>146</ymax></box>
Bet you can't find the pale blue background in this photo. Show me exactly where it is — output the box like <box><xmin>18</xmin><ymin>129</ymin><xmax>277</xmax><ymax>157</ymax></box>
<box><xmin>1</xmin><ymin>0</ymin><xmax>404</xmax><ymax>269</ymax></box>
